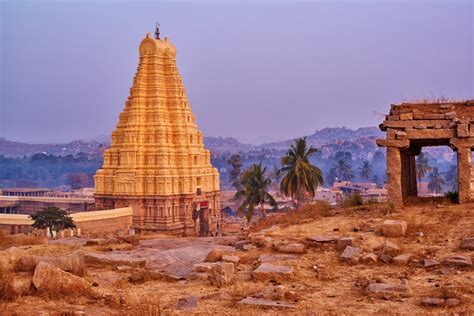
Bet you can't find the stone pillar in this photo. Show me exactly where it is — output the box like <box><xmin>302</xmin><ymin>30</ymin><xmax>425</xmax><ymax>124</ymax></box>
<box><xmin>457</xmin><ymin>147</ymin><xmax>471</xmax><ymax>203</ymax></box>
<box><xmin>387</xmin><ymin>147</ymin><xmax>403</xmax><ymax>208</ymax></box>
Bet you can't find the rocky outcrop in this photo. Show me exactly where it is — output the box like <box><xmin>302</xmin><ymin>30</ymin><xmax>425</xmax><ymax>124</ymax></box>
<box><xmin>32</xmin><ymin>262</ymin><xmax>92</xmax><ymax>296</ymax></box>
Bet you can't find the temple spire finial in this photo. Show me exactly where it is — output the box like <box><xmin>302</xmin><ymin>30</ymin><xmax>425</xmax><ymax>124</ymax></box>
<box><xmin>155</xmin><ymin>22</ymin><xmax>161</xmax><ymax>40</ymax></box>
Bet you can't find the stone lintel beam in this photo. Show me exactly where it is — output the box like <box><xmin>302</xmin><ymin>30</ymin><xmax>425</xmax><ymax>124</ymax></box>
<box><xmin>382</xmin><ymin>120</ymin><xmax>450</xmax><ymax>129</ymax></box>
<box><xmin>376</xmin><ymin>139</ymin><xmax>409</xmax><ymax>148</ymax></box>
<box><xmin>450</xmin><ymin>137</ymin><xmax>474</xmax><ymax>149</ymax></box>
<box><xmin>386</xmin><ymin>147</ymin><xmax>403</xmax><ymax>208</ymax></box>
<box><xmin>457</xmin><ymin>147</ymin><xmax>472</xmax><ymax>203</ymax></box>
<box><xmin>405</xmin><ymin>128</ymin><xmax>454</xmax><ymax>139</ymax></box>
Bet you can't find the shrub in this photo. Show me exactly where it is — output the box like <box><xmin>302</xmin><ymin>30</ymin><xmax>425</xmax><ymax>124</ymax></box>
<box><xmin>444</xmin><ymin>191</ymin><xmax>459</xmax><ymax>204</ymax></box>
<box><xmin>343</xmin><ymin>193</ymin><xmax>363</xmax><ymax>207</ymax></box>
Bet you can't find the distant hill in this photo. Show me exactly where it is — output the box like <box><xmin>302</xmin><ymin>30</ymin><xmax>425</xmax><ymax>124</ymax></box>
<box><xmin>259</xmin><ymin>127</ymin><xmax>383</xmax><ymax>150</ymax></box>
<box><xmin>0</xmin><ymin>127</ymin><xmax>383</xmax><ymax>157</ymax></box>
<box><xmin>0</xmin><ymin>137</ymin><xmax>107</xmax><ymax>158</ymax></box>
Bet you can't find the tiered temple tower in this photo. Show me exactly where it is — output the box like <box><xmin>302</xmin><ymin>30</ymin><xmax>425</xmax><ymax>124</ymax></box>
<box><xmin>94</xmin><ymin>31</ymin><xmax>220</xmax><ymax>235</ymax></box>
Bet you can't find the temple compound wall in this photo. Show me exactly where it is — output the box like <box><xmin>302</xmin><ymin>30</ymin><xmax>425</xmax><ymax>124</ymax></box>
<box><xmin>377</xmin><ymin>100</ymin><xmax>474</xmax><ymax>207</ymax></box>
<box><xmin>0</xmin><ymin>207</ymin><xmax>133</xmax><ymax>237</ymax></box>
<box><xmin>94</xmin><ymin>31</ymin><xmax>220</xmax><ymax>236</ymax></box>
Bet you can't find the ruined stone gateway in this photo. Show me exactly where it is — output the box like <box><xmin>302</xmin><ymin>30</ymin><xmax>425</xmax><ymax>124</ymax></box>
<box><xmin>377</xmin><ymin>100</ymin><xmax>474</xmax><ymax>207</ymax></box>
<box><xmin>94</xmin><ymin>32</ymin><xmax>220</xmax><ymax>235</ymax></box>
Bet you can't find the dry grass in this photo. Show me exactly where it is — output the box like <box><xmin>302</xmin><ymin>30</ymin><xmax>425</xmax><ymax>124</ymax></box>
<box><xmin>0</xmin><ymin>233</ymin><xmax>48</xmax><ymax>250</ymax></box>
<box><xmin>250</xmin><ymin>201</ymin><xmax>332</xmax><ymax>233</ymax></box>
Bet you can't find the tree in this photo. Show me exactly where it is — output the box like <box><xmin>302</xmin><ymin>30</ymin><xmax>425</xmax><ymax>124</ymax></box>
<box><xmin>328</xmin><ymin>158</ymin><xmax>354</xmax><ymax>184</ymax></box>
<box><xmin>235</xmin><ymin>163</ymin><xmax>277</xmax><ymax>221</ymax></box>
<box><xmin>268</xmin><ymin>164</ymin><xmax>282</xmax><ymax>192</ymax></box>
<box><xmin>278</xmin><ymin>137</ymin><xmax>324</xmax><ymax>209</ymax></box>
<box><xmin>443</xmin><ymin>164</ymin><xmax>457</xmax><ymax>191</ymax></box>
<box><xmin>30</xmin><ymin>206</ymin><xmax>76</xmax><ymax>237</ymax></box>
<box><xmin>416</xmin><ymin>153</ymin><xmax>432</xmax><ymax>192</ymax></box>
<box><xmin>358</xmin><ymin>160</ymin><xmax>373</xmax><ymax>180</ymax></box>
<box><xmin>428</xmin><ymin>167</ymin><xmax>446</xmax><ymax>195</ymax></box>
<box><xmin>227</xmin><ymin>154</ymin><xmax>242</xmax><ymax>191</ymax></box>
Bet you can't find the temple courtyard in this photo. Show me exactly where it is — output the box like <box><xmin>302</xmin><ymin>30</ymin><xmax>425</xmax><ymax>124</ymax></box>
<box><xmin>1</xmin><ymin>201</ymin><xmax>472</xmax><ymax>315</ymax></box>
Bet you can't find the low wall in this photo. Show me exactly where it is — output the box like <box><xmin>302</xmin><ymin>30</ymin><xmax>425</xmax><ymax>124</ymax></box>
<box><xmin>0</xmin><ymin>196</ymin><xmax>95</xmax><ymax>215</ymax></box>
<box><xmin>0</xmin><ymin>207</ymin><xmax>133</xmax><ymax>237</ymax></box>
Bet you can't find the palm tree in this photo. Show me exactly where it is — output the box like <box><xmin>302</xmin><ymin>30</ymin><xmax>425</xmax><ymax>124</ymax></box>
<box><xmin>416</xmin><ymin>153</ymin><xmax>432</xmax><ymax>192</ymax></box>
<box><xmin>443</xmin><ymin>164</ymin><xmax>457</xmax><ymax>191</ymax></box>
<box><xmin>428</xmin><ymin>167</ymin><xmax>446</xmax><ymax>195</ymax></box>
<box><xmin>235</xmin><ymin>163</ymin><xmax>277</xmax><ymax>221</ymax></box>
<box><xmin>358</xmin><ymin>160</ymin><xmax>373</xmax><ymax>180</ymax></box>
<box><xmin>278</xmin><ymin>137</ymin><xmax>324</xmax><ymax>209</ymax></box>
<box><xmin>329</xmin><ymin>159</ymin><xmax>354</xmax><ymax>184</ymax></box>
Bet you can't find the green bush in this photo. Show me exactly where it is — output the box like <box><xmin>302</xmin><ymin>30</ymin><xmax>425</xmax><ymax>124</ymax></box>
<box><xmin>444</xmin><ymin>191</ymin><xmax>459</xmax><ymax>203</ymax></box>
<box><xmin>343</xmin><ymin>193</ymin><xmax>363</xmax><ymax>207</ymax></box>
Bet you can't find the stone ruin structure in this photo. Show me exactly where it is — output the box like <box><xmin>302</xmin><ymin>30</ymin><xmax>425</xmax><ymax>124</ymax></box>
<box><xmin>94</xmin><ymin>31</ymin><xmax>220</xmax><ymax>236</ymax></box>
<box><xmin>377</xmin><ymin>100</ymin><xmax>474</xmax><ymax>207</ymax></box>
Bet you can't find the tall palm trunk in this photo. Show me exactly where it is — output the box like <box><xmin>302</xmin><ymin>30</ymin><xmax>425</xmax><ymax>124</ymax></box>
<box><xmin>260</xmin><ymin>203</ymin><xmax>267</xmax><ymax>217</ymax></box>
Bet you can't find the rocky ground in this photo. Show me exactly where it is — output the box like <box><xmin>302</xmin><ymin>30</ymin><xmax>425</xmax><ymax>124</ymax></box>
<box><xmin>0</xmin><ymin>202</ymin><xmax>473</xmax><ymax>315</ymax></box>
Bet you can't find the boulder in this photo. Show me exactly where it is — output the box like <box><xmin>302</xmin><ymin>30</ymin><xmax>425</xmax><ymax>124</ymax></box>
<box><xmin>460</xmin><ymin>237</ymin><xmax>474</xmax><ymax>250</ymax></box>
<box><xmin>242</xmin><ymin>244</ymin><xmax>256</xmax><ymax>251</ymax></box>
<box><xmin>205</xmin><ymin>248</ymin><xmax>225</xmax><ymax>262</ymax></box>
<box><xmin>258</xmin><ymin>285</ymin><xmax>299</xmax><ymax>301</ymax></box>
<box><xmin>367</xmin><ymin>282</ymin><xmax>413</xmax><ymax>299</ymax></box>
<box><xmin>442</xmin><ymin>255</ymin><xmax>472</xmax><ymax>268</ymax></box>
<box><xmin>176</xmin><ymin>295</ymin><xmax>198</xmax><ymax>310</ymax></box>
<box><xmin>221</xmin><ymin>255</ymin><xmax>240</xmax><ymax>264</ymax></box>
<box><xmin>361</xmin><ymin>253</ymin><xmax>378</xmax><ymax>264</ymax></box>
<box><xmin>337</xmin><ymin>237</ymin><xmax>354</xmax><ymax>250</ymax></box>
<box><xmin>445</xmin><ymin>298</ymin><xmax>461</xmax><ymax>307</ymax></box>
<box><xmin>424</xmin><ymin>258</ymin><xmax>440</xmax><ymax>268</ymax></box>
<box><xmin>422</xmin><ymin>297</ymin><xmax>445</xmax><ymax>307</ymax></box>
<box><xmin>209</xmin><ymin>262</ymin><xmax>234</xmax><ymax>287</ymax></box>
<box><xmin>192</xmin><ymin>262</ymin><xmax>215</xmax><ymax>273</ymax></box>
<box><xmin>32</xmin><ymin>262</ymin><xmax>91</xmax><ymax>296</ymax></box>
<box><xmin>276</xmin><ymin>243</ymin><xmax>305</xmax><ymax>254</ymax></box>
<box><xmin>0</xmin><ymin>247</ymin><xmax>26</xmax><ymax>272</ymax></box>
<box><xmin>1</xmin><ymin>272</ymin><xmax>33</xmax><ymax>297</ymax></box>
<box><xmin>340</xmin><ymin>246</ymin><xmax>361</xmax><ymax>262</ymax></box>
<box><xmin>238</xmin><ymin>297</ymin><xmax>294</xmax><ymax>309</ymax></box>
<box><xmin>382</xmin><ymin>220</ymin><xmax>407</xmax><ymax>237</ymax></box>
<box><xmin>393</xmin><ymin>254</ymin><xmax>412</xmax><ymax>265</ymax></box>
<box><xmin>16</xmin><ymin>252</ymin><xmax>85</xmax><ymax>276</ymax></box>
<box><xmin>379</xmin><ymin>254</ymin><xmax>392</xmax><ymax>264</ymax></box>
<box><xmin>253</xmin><ymin>263</ymin><xmax>294</xmax><ymax>282</ymax></box>
<box><xmin>382</xmin><ymin>240</ymin><xmax>401</xmax><ymax>256</ymax></box>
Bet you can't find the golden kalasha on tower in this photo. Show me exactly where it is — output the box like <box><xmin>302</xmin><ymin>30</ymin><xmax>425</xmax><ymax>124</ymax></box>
<box><xmin>94</xmin><ymin>27</ymin><xmax>220</xmax><ymax>236</ymax></box>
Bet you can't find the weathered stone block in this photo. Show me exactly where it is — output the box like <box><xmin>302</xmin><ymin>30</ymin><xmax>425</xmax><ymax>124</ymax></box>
<box><xmin>457</xmin><ymin>124</ymin><xmax>469</xmax><ymax>138</ymax></box>
<box><xmin>405</xmin><ymin>128</ymin><xmax>454</xmax><ymax>139</ymax></box>
<box><xmin>399</xmin><ymin>113</ymin><xmax>413</xmax><ymax>120</ymax></box>
<box><xmin>253</xmin><ymin>263</ymin><xmax>294</xmax><ymax>282</ymax></box>
<box><xmin>445</xmin><ymin>111</ymin><xmax>457</xmax><ymax>119</ymax></box>
<box><xmin>376</xmin><ymin>139</ymin><xmax>409</xmax><ymax>148</ymax></box>
<box><xmin>209</xmin><ymin>262</ymin><xmax>234</xmax><ymax>287</ymax></box>
<box><xmin>382</xmin><ymin>220</ymin><xmax>407</xmax><ymax>237</ymax></box>
<box><xmin>460</xmin><ymin>237</ymin><xmax>474</xmax><ymax>250</ymax></box>
<box><xmin>413</xmin><ymin>113</ymin><xmax>446</xmax><ymax>120</ymax></box>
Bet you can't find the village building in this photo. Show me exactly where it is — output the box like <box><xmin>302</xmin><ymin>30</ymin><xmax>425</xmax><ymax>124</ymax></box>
<box><xmin>377</xmin><ymin>100</ymin><xmax>474</xmax><ymax>207</ymax></box>
<box><xmin>94</xmin><ymin>29</ymin><xmax>220</xmax><ymax>236</ymax></box>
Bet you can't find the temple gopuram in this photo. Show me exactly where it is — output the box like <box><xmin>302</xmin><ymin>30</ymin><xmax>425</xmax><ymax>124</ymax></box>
<box><xmin>377</xmin><ymin>100</ymin><xmax>474</xmax><ymax>208</ymax></box>
<box><xmin>94</xmin><ymin>29</ymin><xmax>220</xmax><ymax>236</ymax></box>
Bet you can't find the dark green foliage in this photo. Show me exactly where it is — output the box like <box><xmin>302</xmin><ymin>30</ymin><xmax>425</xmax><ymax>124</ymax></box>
<box><xmin>227</xmin><ymin>154</ymin><xmax>242</xmax><ymax>191</ymax></box>
<box><xmin>343</xmin><ymin>193</ymin><xmax>363</xmax><ymax>207</ymax></box>
<box><xmin>278</xmin><ymin>137</ymin><xmax>324</xmax><ymax>209</ymax></box>
<box><xmin>0</xmin><ymin>154</ymin><xmax>101</xmax><ymax>188</ymax></box>
<box><xmin>328</xmin><ymin>156</ymin><xmax>354</xmax><ymax>184</ymax></box>
<box><xmin>235</xmin><ymin>163</ymin><xmax>277</xmax><ymax>222</ymax></box>
<box><xmin>30</xmin><ymin>206</ymin><xmax>76</xmax><ymax>237</ymax></box>
<box><xmin>444</xmin><ymin>191</ymin><xmax>459</xmax><ymax>204</ymax></box>
<box><xmin>358</xmin><ymin>160</ymin><xmax>373</xmax><ymax>180</ymax></box>
<box><xmin>427</xmin><ymin>167</ymin><xmax>446</xmax><ymax>194</ymax></box>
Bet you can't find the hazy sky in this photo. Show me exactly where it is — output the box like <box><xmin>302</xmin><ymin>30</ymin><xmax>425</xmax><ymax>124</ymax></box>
<box><xmin>0</xmin><ymin>0</ymin><xmax>472</xmax><ymax>144</ymax></box>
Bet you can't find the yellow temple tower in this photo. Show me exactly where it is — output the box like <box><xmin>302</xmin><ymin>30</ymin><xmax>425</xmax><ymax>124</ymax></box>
<box><xmin>94</xmin><ymin>29</ymin><xmax>220</xmax><ymax>235</ymax></box>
